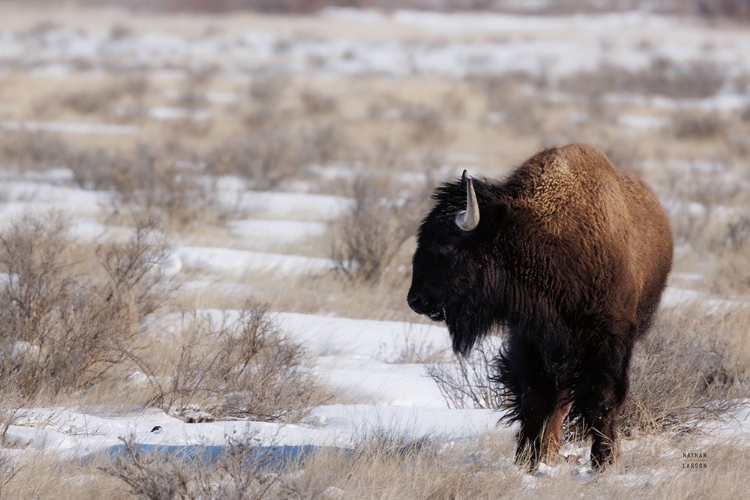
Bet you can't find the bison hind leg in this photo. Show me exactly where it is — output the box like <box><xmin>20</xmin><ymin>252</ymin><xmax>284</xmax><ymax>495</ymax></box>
<box><xmin>570</xmin><ymin>340</ymin><xmax>634</xmax><ymax>471</ymax></box>
<box><xmin>492</xmin><ymin>339</ymin><xmax>563</xmax><ymax>472</ymax></box>
<box><xmin>540</xmin><ymin>395</ymin><xmax>571</xmax><ymax>465</ymax></box>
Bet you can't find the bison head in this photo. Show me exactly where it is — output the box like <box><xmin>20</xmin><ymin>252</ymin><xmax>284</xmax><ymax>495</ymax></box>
<box><xmin>407</xmin><ymin>171</ymin><xmax>507</xmax><ymax>356</ymax></box>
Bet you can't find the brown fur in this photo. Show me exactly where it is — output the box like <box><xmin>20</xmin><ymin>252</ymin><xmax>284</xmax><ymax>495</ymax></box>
<box><xmin>501</xmin><ymin>144</ymin><xmax>673</xmax><ymax>468</ymax></box>
<box><xmin>408</xmin><ymin>143</ymin><xmax>673</xmax><ymax>471</ymax></box>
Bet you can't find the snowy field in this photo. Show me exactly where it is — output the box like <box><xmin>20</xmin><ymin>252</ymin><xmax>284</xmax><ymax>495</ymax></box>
<box><xmin>0</xmin><ymin>4</ymin><xmax>749</xmax><ymax>499</ymax></box>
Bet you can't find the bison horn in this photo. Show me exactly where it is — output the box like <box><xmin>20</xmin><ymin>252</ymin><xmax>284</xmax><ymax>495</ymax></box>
<box><xmin>455</xmin><ymin>170</ymin><xmax>480</xmax><ymax>231</ymax></box>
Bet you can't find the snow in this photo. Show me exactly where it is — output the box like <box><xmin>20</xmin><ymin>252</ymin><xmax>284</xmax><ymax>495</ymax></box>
<box><xmin>3</xmin><ymin>12</ymin><xmax>750</xmax><ymax>81</ymax></box>
<box><xmin>229</xmin><ymin>219</ymin><xmax>328</xmax><ymax>249</ymax></box>
<box><xmin>0</xmin><ymin>304</ymin><xmax>496</xmax><ymax>459</ymax></box>
<box><xmin>0</xmin><ymin>310</ymin><xmax>497</xmax><ymax>462</ymax></box>
<box><xmin>148</xmin><ymin>107</ymin><xmax>212</xmax><ymax>121</ymax></box>
<box><xmin>606</xmin><ymin>92</ymin><xmax>750</xmax><ymax>111</ymax></box>
<box><xmin>617</xmin><ymin>114</ymin><xmax>669</xmax><ymax>131</ymax></box>
<box><xmin>323</xmin><ymin>8</ymin><xmax>676</xmax><ymax>34</ymax></box>
<box><xmin>4</xmin><ymin>404</ymin><xmax>499</xmax><ymax>463</ymax></box>
<box><xmin>175</xmin><ymin>246</ymin><xmax>336</xmax><ymax>276</ymax></box>
<box><xmin>660</xmin><ymin>287</ymin><xmax>745</xmax><ymax>313</ymax></box>
<box><xmin>701</xmin><ymin>401</ymin><xmax>750</xmax><ymax>445</ymax></box>
<box><xmin>0</xmin><ymin>120</ymin><xmax>136</xmax><ymax>136</ymax></box>
<box><xmin>276</xmin><ymin>312</ymin><xmax>454</xmax><ymax>406</ymax></box>
<box><xmin>235</xmin><ymin>191</ymin><xmax>354</xmax><ymax>221</ymax></box>
<box><xmin>0</xmin><ymin>183</ymin><xmax>111</xmax><ymax>225</ymax></box>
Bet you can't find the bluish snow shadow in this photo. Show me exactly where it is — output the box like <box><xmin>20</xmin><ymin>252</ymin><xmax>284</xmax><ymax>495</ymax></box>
<box><xmin>83</xmin><ymin>444</ymin><xmax>334</xmax><ymax>469</ymax></box>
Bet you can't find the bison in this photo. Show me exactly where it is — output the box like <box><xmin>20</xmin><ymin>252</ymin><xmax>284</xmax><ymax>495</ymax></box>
<box><xmin>407</xmin><ymin>143</ymin><xmax>673</xmax><ymax>471</ymax></box>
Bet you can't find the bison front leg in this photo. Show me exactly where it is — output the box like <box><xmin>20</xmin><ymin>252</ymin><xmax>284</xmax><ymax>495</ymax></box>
<box><xmin>496</xmin><ymin>339</ymin><xmax>559</xmax><ymax>473</ymax></box>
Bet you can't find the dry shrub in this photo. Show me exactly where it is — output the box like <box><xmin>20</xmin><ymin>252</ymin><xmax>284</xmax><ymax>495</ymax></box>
<box><xmin>0</xmin><ymin>132</ymin><xmax>73</xmax><ymax>171</ymax></box>
<box><xmin>563</xmin><ymin>58</ymin><xmax>725</xmax><ymax>100</ymax></box>
<box><xmin>299</xmin><ymin>89</ymin><xmax>338</xmax><ymax>116</ymax></box>
<box><xmin>598</xmin><ymin>138</ymin><xmax>644</xmax><ymax>176</ymax></box>
<box><xmin>248</xmin><ymin>74</ymin><xmax>288</xmax><ymax>106</ymax></box>
<box><xmin>101</xmin><ymin>432</ymin><xmax>283</xmax><ymax>500</ymax></box>
<box><xmin>672</xmin><ymin>110</ymin><xmax>728</xmax><ymax>140</ymax></box>
<box><xmin>145</xmin><ymin>304</ymin><xmax>325</xmax><ymax>422</ymax></box>
<box><xmin>208</xmin><ymin>124</ymin><xmax>345</xmax><ymax>189</ymax></box>
<box><xmin>0</xmin><ymin>132</ymin><xmax>227</xmax><ymax>231</ymax></box>
<box><xmin>696</xmin><ymin>0</ymin><xmax>750</xmax><ymax>18</ymax></box>
<box><xmin>405</xmin><ymin>104</ymin><xmax>448</xmax><ymax>145</ymax></box>
<box><xmin>109</xmin><ymin>22</ymin><xmax>134</xmax><ymax>40</ymax></box>
<box><xmin>0</xmin><ymin>213</ymin><xmax>175</xmax><ymax>402</ymax></box>
<box><xmin>17</xmin><ymin>20</ymin><xmax>59</xmax><ymax>38</ymax></box>
<box><xmin>206</xmin><ymin>132</ymin><xmax>303</xmax><ymax>189</ymax></box>
<box><xmin>242</xmin><ymin>75</ymin><xmax>289</xmax><ymax>131</ymax></box>
<box><xmin>71</xmin><ymin>145</ymin><xmax>229</xmax><ymax>230</ymax></box>
<box><xmin>112</xmin><ymin>161</ymin><xmax>226</xmax><ymax>230</ymax></box>
<box><xmin>742</xmin><ymin>102</ymin><xmax>750</xmax><ymax>122</ymax></box>
<box><xmin>171</xmin><ymin>116</ymin><xmax>215</xmax><ymax>138</ymax></box>
<box><xmin>478</xmin><ymin>75</ymin><xmax>544</xmax><ymax>135</ymax></box>
<box><xmin>56</xmin><ymin>78</ymin><xmax>149</xmax><ymax>118</ymax></box>
<box><xmin>331</xmin><ymin>176</ymin><xmax>421</xmax><ymax>284</ymax></box>
<box><xmin>621</xmin><ymin>307</ymin><xmax>750</xmax><ymax>434</ymax></box>
<box><xmin>661</xmin><ymin>161</ymin><xmax>741</xmax><ymax>207</ymax></box>
<box><xmin>706</xmin><ymin>213</ymin><xmax>750</xmax><ymax>295</ymax></box>
<box><xmin>365</xmin><ymin>94</ymin><xmax>449</xmax><ymax>144</ymax></box>
<box><xmin>425</xmin><ymin>338</ymin><xmax>502</xmax><ymax>410</ymax></box>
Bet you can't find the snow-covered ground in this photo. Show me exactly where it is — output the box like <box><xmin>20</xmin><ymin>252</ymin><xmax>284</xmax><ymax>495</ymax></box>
<box><xmin>5</xmin><ymin>308</ymin><xmax>500</xmax><ymax>462</ymax></box>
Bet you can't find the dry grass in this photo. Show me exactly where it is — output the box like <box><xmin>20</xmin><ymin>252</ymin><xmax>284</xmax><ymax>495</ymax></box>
<box><xmin>284</xmin><ymin>432</ymin><xmax>750</xmax><ymax>499</ymax></box>
<box><xmin>101</xmin><ymin>431</ymin><xmax>285</xmax><ymax>500</ymax></box>
<box><xmin>138</xmin><ymin>304</ymin><xmax>329</xmax><ymax>422</ymax></box>
<box><xmin>0</xmin><ymin>453</ymin><xmax>127</xmax><ymax>500</ymax></box>
<box><xmin>0</xmin><ymin>435</ymin><xmax>749</xmax><ymax>500</ymax></box>
<box><xmin>0</xmin><ymin>212</ymin><xmax>175</xmax><ymax>403</ymax></box>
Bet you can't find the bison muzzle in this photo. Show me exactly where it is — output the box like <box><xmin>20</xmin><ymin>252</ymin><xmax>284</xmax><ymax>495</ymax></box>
<box><xmin>407</xmin><ymin>143</ymin><xmax>673</xmax><ymax>472</ymax></box>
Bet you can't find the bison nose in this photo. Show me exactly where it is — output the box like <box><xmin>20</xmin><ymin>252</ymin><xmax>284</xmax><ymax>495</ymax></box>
<box><xmin>407</xmin><ymin>290</ymin><xmax>426</xmax><ymax>314</ymax></box>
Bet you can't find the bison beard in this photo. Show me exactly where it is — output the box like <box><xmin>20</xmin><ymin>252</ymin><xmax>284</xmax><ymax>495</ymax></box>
<box><xmin>407</xmin><ymin>144</ymin><xmax>673</xmax><ymax>473</ymax></box>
